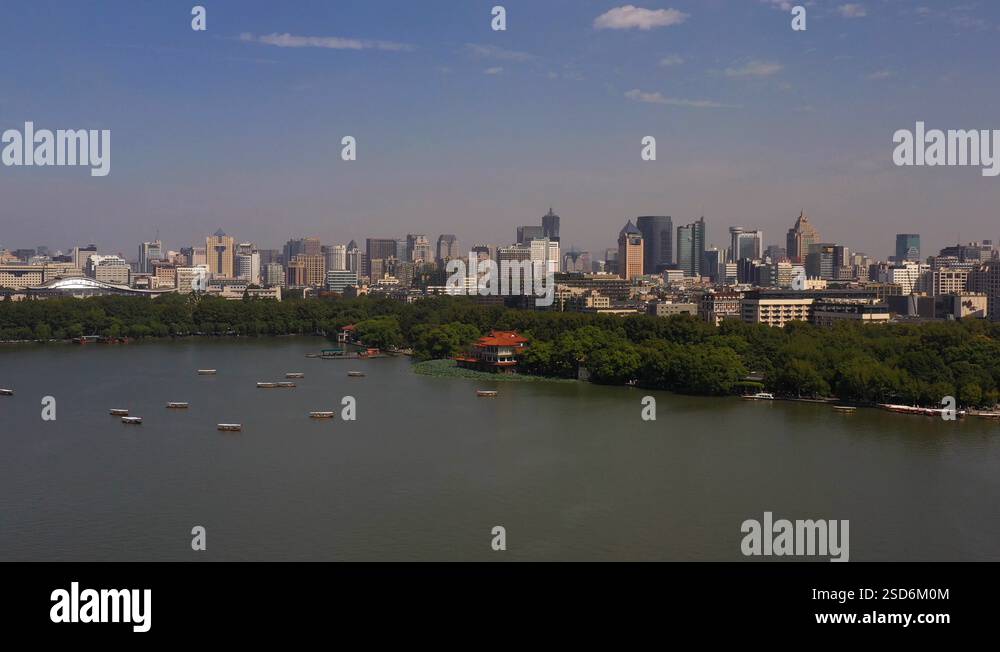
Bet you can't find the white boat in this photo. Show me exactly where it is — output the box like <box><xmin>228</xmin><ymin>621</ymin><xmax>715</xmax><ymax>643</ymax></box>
<box><xmin>197</xmin><ymin>369</ymin><xmax>217</xmax><ymax>375</ymax></box>
<box><xmin>309</xmin><ymin>411</ymin><xmax>335</xmax><ymax>419</ymax></box>
<box><xmin>121</xmin><ymin>416</ymin><xmax>143</xmax><ymax>424</ymax></box>
<box><xmin>476</xmin><ymin>390</ymin><xmax>499</xmax><ymax>398</ymax></box>
<box><xmin>109</xmin><ymin>408</ymin><xmax>129</xmax><ymax>416</ymax></box>
<box><xmin>741</xmin><ymin>392</ymin><xmax>775</xmax><ymax>401</ymax></box>
<box><xmin>0</xmin><ymin>388</ymin><xmax>13</xmax><ymax>396</ymax></box>
<box><xmin>276</xmin><ymin>381</ymin><xmax>296</xmax><ymax>388</ymax></box>
<box><xmin>347</xmin><ymin>371</ymin><xmax>365</xmax><ymax>377</ymax></box>
<box><xmin>832</xmin><ymin>406</ymin><xmax>857</xmax><ymax>413</ymax></box>
<box><xmin>217</xmin><ymin>423</ymin><xmax>242</xmax><ymax>431</ymax></box>
<box><xmin>257</xmin><ymin>382</ymin><xmax>278</xmax><ymax>388</ymax></box>
<box><xmin>166</xmin><ymin>402</ymin><xmax>189</xmax><ymax>409</ymax></box>
<box><xmin>285</xmin><ymin>372</ymin><xmax>305</xmax><ymax>379</ymax></box>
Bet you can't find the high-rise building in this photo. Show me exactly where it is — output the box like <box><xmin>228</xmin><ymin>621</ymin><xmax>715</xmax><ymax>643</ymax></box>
<box><xmin>72</xmin><ymin>244</ymin><xmax>99</xmax><ymax>270</ymax></box>
<box><xmin>969</xmin><ymin>264</ymin><xmax>1000</xmax><ymax>321</ymax></box>
<box><xmin>138</xmin><ymin>240</ymin><xmax>162</xmax><ymax>274</ymax></box>
<box><xmin>516</xmin><ymin>225</ymin><xmax>544</xmax><ymax>244</ymax></box>
<box><xmin>729</xmin><ymin>227</ymin><xmax>764</xmax><ymax>262</ymax></box>
<box><xmin>292</xmin><ymin>253</ymin><xmax>325</xmax><ymax>287</ymax></box>
<box><xmin>264</xmin><ymin>262</ymin><xmax>284</xmax><ymax>287</ymax></box>
<box><xmin>617</xmin><ymin>220</ymin><xmax>644</xmax><ymax>281</ymax></box>
<box><xmin>406</xmin><ymin>234</ymin><xmax>433</xmax><ymax>264</ymax></box>
<box><xmin>206</xmin><ymin>229</ymin><xmax>235</xmax><ymax>278</ymax></box>
<box><xmin>326</xmin><ymin>269</ymin><xmax>359</xmax><ymax>293</ymax></box>
<box><xmin>786</xmin><ymin>212</ymin><xmax>819</xmax><ymax>263</ymax></box>
<box><xmin>235</xmin><ymin>243</ymin><xmax>261</xmax><ymax>284</ymax></box>
<box><xmin>635</xmin><ymin>216</ymin><xmax>673</xmax><ymax>274</ymax></box>
<box><xmin>895</xmin><ymin>234</ymin><xmax>921</xmax><ymax>262</ymax></box>
<box><xmin>542</xmin><ymin>207</ymin><xmax>560</xmax><ymax>242</ymax></box>
<box><xmin>366</xmin><ymin>239</ymin><xmax>397</xmax><ymax>275</ymax></box>
<box><xmin>325</xmin><ymin>244</ymin><xmax>347</xmax><ymax>271</ymax></box>
<box><xmin>530</xmin><ymin>238</ymin><xmax>560</xmax><ymax>276</ymax></box>
<box><xmin>436</xmin><ymin>234</ymin><xmax>459</xmax><ymax>265</ymax></box>
<box><xmin>676</xmin><ymin>217</ymin><xmax>706</xmax><ymax>277</ymax></box>
<box><xmin>562</xmin><ymin>248</ymin><xmax>591</xmax><ymax>274</ymax></box>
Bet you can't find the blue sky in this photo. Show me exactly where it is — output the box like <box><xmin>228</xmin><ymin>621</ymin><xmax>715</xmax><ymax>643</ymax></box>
<box><xmin>1</xmin><ymin>0</ymin><xmax>999</xmax><ymax>258</ymax></box>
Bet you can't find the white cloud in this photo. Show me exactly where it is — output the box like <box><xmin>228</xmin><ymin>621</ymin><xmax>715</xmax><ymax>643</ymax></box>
<box><xmin>239</xmin><ymin>32</ymin><xmax>413</xmax><ymax>51</ymax></box>
<box><xmin>659</xmin><ymin>54</ymin><xmax>685</xmax><ymax>67</ymax></box>
<box><xmin>725</xmin><ymin>60</ymin><xmax>783</xmax><ymax>77</ymax></box>
<box><xmin>836</xmin><ymin>4</ymin><xmax>867</xmax><ymax>18</ymax></box>
<box><xmin>484</xmin><ymin>67</ymin><xmax>504</xmax><ymax>75</ymax></box>
<box><xmin>865</xmin><ymin>69</ymin><xmax>892</xmax><ymax>80</ymax></box>
<box><xmin>594</xmin><ymin>5</ymin><xmax>689</xmax><ymax>30</ymax></box>
<box><xmin>625</xmin><ymin>88</ymin><xmax>735</xmax><ymax>108</ymax></box>
<box><xmin>464</xmin><ymin>43</ymin><xmax>535</xmax><ymax>62</ymax></box>
<box><xmin>759</xmin><ymin>0</ymin><xmax>795</xmax><ymax>10</ymax></box>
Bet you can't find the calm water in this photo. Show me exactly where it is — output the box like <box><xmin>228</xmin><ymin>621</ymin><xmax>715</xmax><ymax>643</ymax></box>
<box><xmin>1</xmin><ymin>337</ymin><xmax>999</xmax><ymax>561</ymax></box>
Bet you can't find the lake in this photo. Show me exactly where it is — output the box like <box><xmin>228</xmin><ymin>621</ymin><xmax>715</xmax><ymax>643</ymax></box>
<box><xmin>1</xmin><ymin>337</ymin><xmax>998</xmax><ymax>561</ymax></box>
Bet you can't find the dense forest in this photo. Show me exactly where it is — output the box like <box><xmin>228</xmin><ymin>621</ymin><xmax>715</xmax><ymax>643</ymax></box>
<box><xmin>3</xmin><ymin>293</ymin><xmax>999</xmax><ymax>407</ymax></box>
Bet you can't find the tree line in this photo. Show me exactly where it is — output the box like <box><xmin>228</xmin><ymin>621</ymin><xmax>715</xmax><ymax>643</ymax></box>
<box><xmin>3</xmin><ymin>293</ymin><xmax>999</xmax><ymax>407</ymax></box>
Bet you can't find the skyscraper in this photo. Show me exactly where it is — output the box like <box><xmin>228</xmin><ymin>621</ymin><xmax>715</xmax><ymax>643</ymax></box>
<box><xmin>138</xmin><ymin>240</ymin><xmax>162</xmax><ymax>274</ymax></box>
<box><xmin>895</xmin><ymin>234</ymin><xmax>921</xmax><ymax>262</ymax></box>
<box><xmin>729</xmin><ymin>227</ymin><xmax>763</xmax><ymax>262</ymax></box>
<box><xmin>676</xmin><ymin>217</ymin><xmax>706</xmax><ymax>277</ymax></box>
<box><xmin>786</xmin><ymin>212</ymin><xmax>819</xmax><ymax>263</ymax></box>
<box><xmin>542</xmin><ymin>207</ymin><xmax>560</xmax><ymax>242</ymax></box>
<box><xmin>635</xmin><ymin>216</ymin><xmax>673</xmax><ymax>274</ymax></box>
<box><xmin>516</xmin><ymin>225</ymin><xmax>544</xmax><ymax>244</ymax></box>
<box><xmin>406</xmin><ymin>234</ymin><xmax>433</xmax><ymax>264</ymax></box>
<box><xmin>206</xmin><ymin>229</ymin><xmax>235</xmax><ymax>278</ymax></box>
<box><xmin>366</xmin><ymin>238</ymin><xmax>397</xmax><ymax>276</ymax></box>
<box><xmin>436</xmin><ymin>234</ymin><xmax>459</xmax><ymax>265</ymax></box>
<box><xmin>617</xmin><ymin>220</ymin><xmax>644</xmax><ymax>281</ymax></box>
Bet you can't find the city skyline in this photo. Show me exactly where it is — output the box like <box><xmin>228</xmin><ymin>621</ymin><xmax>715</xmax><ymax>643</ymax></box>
<box><xmin>2</xmin><ymin>1</ymin><xmax>1000</xmax><ymax>256</ymax></box>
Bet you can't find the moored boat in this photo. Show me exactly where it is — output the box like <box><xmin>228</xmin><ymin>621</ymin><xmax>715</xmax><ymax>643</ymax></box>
<box><xmin>257</xmin><ymin>382</ymin><xmax>278</xmax><ymax>388</ymax></box>
<box><xmin>0</xmin><ymin>388</ymin><xmax>13</xmax><ymax>396</ymax></box>
<box><xmin>347</xmin><ymin>371</ymin><xmax>365</xmax><ymax>377</ymax></box>
<box><xmin>121</xmin><ymin>416</ymin><xmax>143</xmax><ymax>424</ymax></box>
<box><xmin>476</xmin><ymin>390</ymin><xmax>498</xmax><ymax>398</ymax></box>
<box><xmin>217</xmin><ymin>423</ymin><xmax>242</xmax><ymax>431</ymax></box>
<box><xmin>741</xmin><ymin>392</ymin><xmax>775</xmax><ymax>401</ymax></box>
<box><xmin>305</xmin><ymin>353</ymin><xmax>319</xmax><ymax>358</ymax></box>
<box><xmin>166</xmin><ymin>402</ymin><xmax>189</xmax><ymax>409</ymax></box>
<box><xmin>276</xmin><ymin>381</ymin><xmax>296</xmax><ymax>388</ymax></box>
<box><xmin>109</xmin><ymin>408</ymin><xmax>129</xmax><ymax>416</ymax></box>
<box><xmin>197</xmin><ymin>369</ymin><xmax>217</xmax><ymax>375</ymax></box>
<box><xmin>309</xmin><ymin>411</ymin><xmax>335</xmax><ymax>419</ymax></box>
<box><xmin>285</xmin><ymin>372</ymin><xmax>305</xmax><ymax>379</ymax></box>
<box><xmin>832</xmin><ymin>406</ymin><xmax>857</xmax><ymax>413</ymax></box>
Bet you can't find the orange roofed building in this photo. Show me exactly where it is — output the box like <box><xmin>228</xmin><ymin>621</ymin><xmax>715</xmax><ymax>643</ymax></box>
<box><xmin>455</xmin><ymin>330</ymin><xmax>529</xmax><ymax>374</ymax></box>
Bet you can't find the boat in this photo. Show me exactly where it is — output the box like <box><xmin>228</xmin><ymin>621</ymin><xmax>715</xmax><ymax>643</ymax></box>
<box><xmin>166</xmin><ymin>402</ymin><xmax>189</xmax><ymax>409</ymax></box>
<box><xmin>121</xmin><ymin>416</ymin><xmax>143</xmax><ymax>424</ymax></box>
<box><xmin>276</xmin><ymin>381</ymin><xmax>296</xmax><ymax>388</ymax></box>
<box><xmin>741</xmin><ymin>392</ymin><xmax>775</xmax><ymax>401</ymax></box>
<box><xmin>476</xmin><ymin>390</ymin><xmax>499</xmax><ymax>398</ymax></box>
<box><xmin>257</xmin><ymin>382</ymin><xmax>278</xmax><ymax>388</ymax></box>
<box><xmin>217</xmin><ymin>423</ymin><xmax>242</xmax><ymax>431</ymax></box>
<box><xmin>285</xmin><ymin>372</ymin><xmax>305</xmax><ymax>379</ymax></box>
<box><xmin>0</xmin><ymin>388</ymin><xmax>14</xmax><ymax>396</ymax></box>
<box><xmin>347</xmin><ymin>371</ymin><xmax>365</xmax><ymax>377</ymax></box>
<box><xmin>879</xmin><ymin>404</ymin><xmax>967</xmax><ymax>418</ymax></box>
<box><xmin>832</xmin><ymin>406</ymin><xmax>857</xmax><ymax>413</ymax></box>
<box><xmin>305</xmin><ymin>353</ymin><xmax>319</xmax><ymax>358</ymax></box>
<box><xmin>309</xmin><ymin>411</ymin><xmax>335</xmax><ymax>419</ymax></box>
<box><xmin>197</xmin><ymin>369</ymin><xmax>217</xmax><ymax>375</ymax></box>
<box><xmin>109</xmin><ymin>408</ymin><xmax>129</xmax><ymax>416</ymax></box>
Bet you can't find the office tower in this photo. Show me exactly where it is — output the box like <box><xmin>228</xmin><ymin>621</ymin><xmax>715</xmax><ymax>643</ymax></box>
<box><xmin>635</xmin><ymin>216</ymin><xmax>673</xmax><ymax>274</ymax></box>
<box><xmin>516</xmin><ymin>225</ymin><xmax>544</xmax><ymax>244</ymax></box>
<box><xmin>729</xmin><ymin>227</ymin><xmax>764</xmax><ymax>262</ymax></box>
<box><xmin>191</xmin><ymin>246</ymin><xmax>207</xmax><ymax>266</ymax></box>
<box><xmin>366</xmin><ymin>239</ymin><xmax>397</xmax><ymax>275</ymax></box>
<box><xmin>702</xmin><ymin>248</ymin><xmax>722</xmax><ymax>283</ymax></box>
<box><xmin>345</xmin><ymin>240</ymin><xmax>363</xmax><ymax>275</ymax></box>
<box><xmin>206</xmin><ymin>229</ymin><xmax>235</xmax><ymax>278</ymax></box>
<box><xmin>563</xmin><ymin>248</ymin><xmax>591</xmax><ymax>274</ymax></box>
<box><xmin>235</xmin><ymin>244</ymin><xmax>261</xmax><ymax>284</ymax></box>
<box><xmin>72</xmin><ymin>244</ymin><xmax>99</xmax><ymax>269</ymax></box>
<box><xmin>86</xmin><ymin>254</ymin><xmax>130</xmax><ymax>285</ymax></box>
<box><xmin>283</xmin><ymin>237</ymin><xmax>321</xmax><ymax>264</ymax></box>
<box><xmin>968</xmin><ymin>264</ymin><xmax>1000</xmax><ymax>321</ymax></box>
<box><xmin>805</xmin><ymin>243</ymin><xmax>837</xmax><ymax>280</ymax></box>
<box><xmin>436</xmin><ymin>234</ymin><xmax>459</xmax><ymax>265</ymax></box>
<box><xmin>326</xmin><ymin>269</ymin><xmax>359</xmax><ymax>293</ymax></box>
<box><xmin>786</xmin><ymin>211</ymin><xmax>819</xmax><ymax>263</ymax></box>
<box><xmin>264</xmin><ymin>262</ymin><xmax>284</xmax><ymax>287</ymax></box>
<box><xmin>542</xmin><ymin>207</ymin><xmax>561</xmax><ymax>242</ymax></box>
<box><xmin>292</xmin><ymin>253</ymin><xmax>325</xmax><ymax>287</ymax></box>
<box><xmin>764</xmin><ymin>245</ymin><xmax>788</xmax><ymax>262</ymax></box>
<box><xmin>895</xmin><ymin>234</ymin><xmax>921</xmax><ymax>262</ymax></box>
<box><xmin>258</xmin><ymin>249</ymin><xmax>280</xmax><ymax>267</ymax></box>
<box><xmin>286</xmin><ymin>259</ymin><xmax>306</xmax><ymax>287</ymax></box>
<box><xmin>676</xmin><ymin>217</ymin><xmax>706</xmax><ymax>277</ymax></box>
<box><xmin>138</xmin><ymin>240</ymin><xmax>162</xmax><ymax>274</ymax></box>
<box><xmin>326</xmin><ymin>244</ymin><xmax>347</xmax><ymax>271</ymax></box>
<box><xmin>406</xmin><ymin>234</ymin><xmax>433</xmax><ymax>264</ymax></box>
<box><xmin>617</xmin><ymin>220</ymin><xmax>644</xmax><ymax>281</ymax></box>
<box><xmin>530</xmin><ymin>238</ymin><xmax>560</xmax><ymax>276</ymax></box>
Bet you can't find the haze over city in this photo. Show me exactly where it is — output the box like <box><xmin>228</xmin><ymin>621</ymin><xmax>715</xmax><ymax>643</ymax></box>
<box><xmin>2</xmin><ymin>0</ymin><xmax>1000</xmax><ymax>257</ymax></box>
